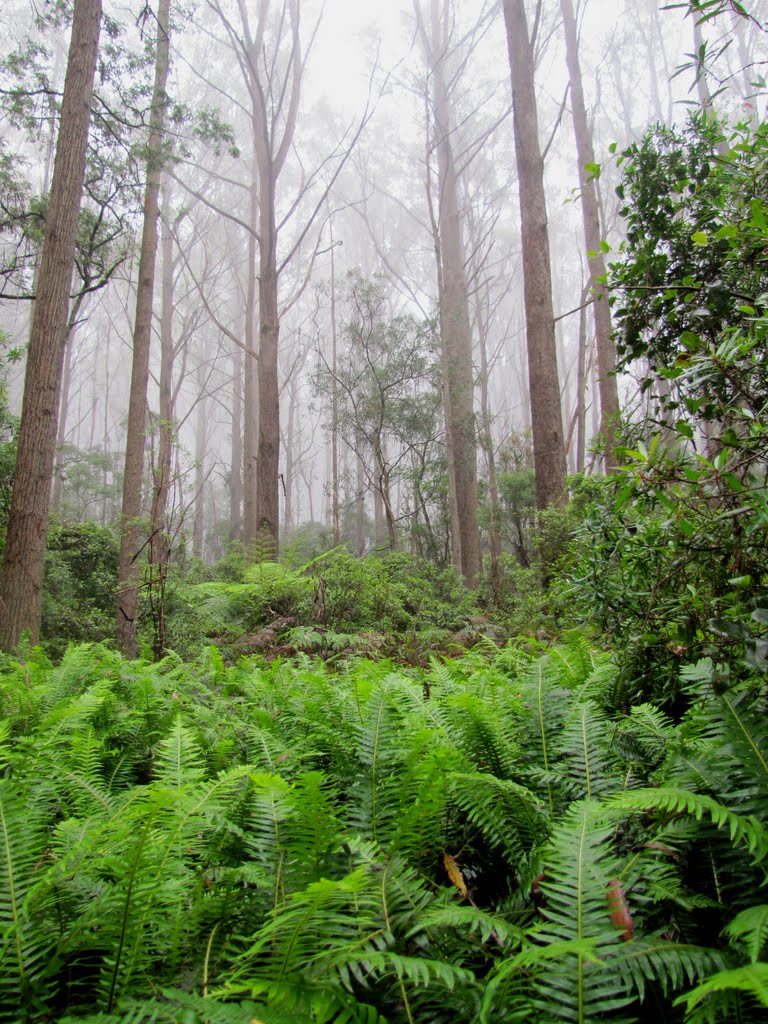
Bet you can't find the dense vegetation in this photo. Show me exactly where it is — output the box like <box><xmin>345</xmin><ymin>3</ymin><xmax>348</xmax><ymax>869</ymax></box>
<box><xmin>1</xmin><ymin>38</ymin><xmax>768</xmax><ymax>1024</ymax></box>
<box><xmin>1</xmin><ymin>634</ymin><xmax>766</xmax><ymax>1024</ymax></box>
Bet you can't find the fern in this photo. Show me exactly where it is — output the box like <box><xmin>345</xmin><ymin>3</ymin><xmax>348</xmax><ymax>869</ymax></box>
<box><xmin>529</xmin><ymin>800</ymin><xmax>636</xmax><ymax>1023</ymax></box>
<box><xmin>448</xmin><ymin>772</ymin><xmax>549</xmax><ymax>865</ymax></box>
<box><xmin>555</xmin><ymin>700</ymin><xmax>625</xmax><ymax>801</ymax></box>
<box><xmin>603</xmin><ymin>788</ymin><xmax>767</xmax><ymax>860</ymax></box>
<box><xmin>724</xmin><ymin>905</ymin><xmax>768</xmax><ymax>964</ymax></box>
<box><xmin>675</xmin><ymin>963</ymin><xmax>768</xmax><ymax>1020</ymax></box>
<box><xmin>0</xmin><ymin>781</ymin><xmax>58</xmax><ymax>1020</ymax></box>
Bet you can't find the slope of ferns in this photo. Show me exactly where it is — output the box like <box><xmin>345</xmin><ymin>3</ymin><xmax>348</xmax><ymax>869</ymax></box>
<box><xmin>0</xmin><ymin>637</ymin><xmax>766</xmax><ymax>1023</ymax></box>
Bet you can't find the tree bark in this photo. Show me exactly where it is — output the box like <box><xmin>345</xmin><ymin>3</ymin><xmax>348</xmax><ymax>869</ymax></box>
<box><xmin>561</xmin><ymin>0</ymin><xmax>620</xmax><ymax>472</ymax></box>
<box><xmin>243</xmin><ymin>169</ymin><xmax>259</xmax><ymax>551</ymax></box>
<box><xmin>502</xmin><ymin>0</ymin><xmax>567</xmax><ymax>511</ymax></box>
<box><xmin>230</xmin><ymin>341</ymin><xmax>243</xmax><ymax>541</ymax></box>
<box><xmin>149</xmin><ymin>184</ymin><xmax>175</xmax><ymax>572</ymax></box>
<box><xmin>0</xmin><ymin>0</ymin><xmax>102</xmax><ymax>650</ymax></box>
<box><xmin>417</xmin><ymin>0</ymin><xmax>480</xmax><ymax>588</ymax></box>
<box><xmin>115</xmin><ymin>0</ymin><xmax>171</xmax><ymax>658</ymax></box>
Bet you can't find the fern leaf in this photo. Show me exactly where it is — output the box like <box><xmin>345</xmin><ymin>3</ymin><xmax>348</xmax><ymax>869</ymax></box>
<box><xmin>153</xmin><ymin>716</ymin><xmax>206</xmax><ymax>786</ymax></box>
<box><xmin>611</xmin><ymin>939</ymin><xmax>725</xmax><ymax>1002</ymax></box>
<box><xmin>448</xmin><ymin>772</ymin><xmax>549</xmax><ymax>864</ymax></box>
<box><xmin>0</xmin><ymin>781</ymin><xmax>58</xmax><ymax>1019</ymax></box>
<box><xmin>531</xmin><ymin>800</ymin><xmax>635</xmax><ymax>1024</ymax></box>
<box><xmin>724</xmin><ymin>904</ymin><xmax>768</xmax><ymax>964</ymax></box>
<box><xmin>603</xmin><ymin>788</ymin><xmax>767</xmax><ymax>859</ymax></box>
<box><xmin>674</xmin><ymin>962</ymin><xmax>768</xmax><ymax>1017</ymax></box>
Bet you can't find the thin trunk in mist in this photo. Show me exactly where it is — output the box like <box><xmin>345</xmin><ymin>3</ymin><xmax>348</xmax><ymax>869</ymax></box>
<box><xmin>51</xmin><ymin>323</ymin><xmax>75</xmax><ymax>512</ymax></box>
<box><xmin>477</xmin><ymin>305</ymin><xmax>501</xmax><ymax>604</ymax></box>
<box><xmin>116</xmin><ymin>0</ymin><xmax>171</xmax><ymax>658</ymax></box>
<box><xmin>691</xmin><ymin>11</ymin><xmax>730</xmax><ymax>157</ymax></box>
<box><xmin>230</xmin><ymin>342</ymin><xmax>243</xmax><ymax>540</ymax></box>
<box><xmin>355</xmin><ymin>441</ymin><xmax>366</xmax><ymax>556</ymax></box>
<box><xmin>561</xmin><ymin>0</ymin><xmax>620</xmax><ymax>472</ymax></box>
<box><xmin>0</xmin><ymin>0</ymin><xmax>102</xmax><ymax>650</ymax></box>
<box><xmin>576</xmin><ymin>287</ymin><xmax>589</xmax><ymax>473</ymax></box>
<box><xmin>243</xmin><ymin>171</ymin><xmax>259</xmax><ymax>551</ymax></box>
<box><xmin>193</xmin><ymin>389</ymin><xmax>208</xmax><ymax>561</ymax></box>
<box><xmin>284</xmin><ymin>377</ymin><xmax>297</xmax><ymax>535</ymax></box>
<box><xmin>329</xmin><ymin>218</ymin><xmax>341</xmax><ymax>546</ymax></box>
<box><xmin>149</xmin><ymin>185</ymin><xmax>175</xmax><ymax>573</ymax></box>
<box><xmin>417</xmin><ymin>0</ymin><xmax>480</xmax><ymax>588</ymax></box>
<box><xmin>503</xmin><ymin>0</ymin><xmax>567</xmax><ymax>511</ymax></box>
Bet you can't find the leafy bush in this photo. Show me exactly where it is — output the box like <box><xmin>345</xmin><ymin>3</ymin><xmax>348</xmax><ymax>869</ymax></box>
<box><xmin>39</xmin><ymin>519</ymin><xmax>119</xmax><ymax>658</ymax></box>
<box><xmin>311</xmin><ymin>550</ymin><xmax>475</xmax><ymax>632</ymax></box>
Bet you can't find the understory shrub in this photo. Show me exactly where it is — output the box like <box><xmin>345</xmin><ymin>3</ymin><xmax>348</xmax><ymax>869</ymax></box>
<box><xmin>39</xmin><ymin>519</ymin><xmax>119</xmax><ymax>658</ymax></box>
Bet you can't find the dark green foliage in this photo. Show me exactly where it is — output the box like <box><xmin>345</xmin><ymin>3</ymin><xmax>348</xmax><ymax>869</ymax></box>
<box><xmin>561</xmin><ymin>115</ymin><xmax>768</xmax><ymax>708</ymax></box>
<box><xmin>40</xmin><ymin>520</ymin><xmax>119</xmax><ymax>658</ymax></box>
<box><xmin>170</xmin><ymin>550</ymin><xmax>476</xmax><ymax>661</ymax></box>
<box><xmin>2</xmin><ymin>633</ymin><xmax>766</xmax><ymax>1022</ymax></box>
<box><xmin>611</xmin><ymin>115</ymin><xmax>768</xmax><ymax>384</ymax></box>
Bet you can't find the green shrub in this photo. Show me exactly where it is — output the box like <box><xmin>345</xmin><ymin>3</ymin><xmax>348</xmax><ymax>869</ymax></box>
<box><xmin>40</xmin><ymin>520</ymin><xmax>119</xmax><ymax>658</ymax></box>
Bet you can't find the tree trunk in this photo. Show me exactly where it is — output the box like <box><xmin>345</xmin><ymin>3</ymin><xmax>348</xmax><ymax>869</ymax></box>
<box><xmin>477</xmin><ymin>307</ymin><xmax>502</xmax><ymax>604</ymax></box>
<box><xmin>51</xmin><ymin>323</ymin><xmax>75</xmax><ymax>513</ymax></box>
<box><xmin>149</xmin><ymin>184</ymin><xmax>175</xmax><ymax>571</ymax></box>
<box><xmin>230</xmin><ymin>341</ymin><xmax>243</xmax><ymax>540</ymax></box>
<box><xmin>192</xmin><ymin>392</ymin><xmax>208</xmax><ymax>561</ymax></box>
<box><xmin>115</xmin><ymin>0</ymin><xmax>171</xmax><ymax>659</ymax></box>
<box><xmin>561</xmin><ymin>0</ymin><xmax>620</xmax><ymax>472</ymax></box>
<box><xmin>243</xmin><ymin>169</ymin><xmax>259</xmax><ymax>551</ymax></box>
<box><xmin>503</xmin><ymin>0</ymin><xmax>567</xmax><ymax>511</ymax></box>
<box><xmin>256</xmin><ymin>186</ymin><xmax>280</xmax><ymax>559</ymax></box>
<box><xmin>419</xmin><ymin>0</ymin><xmax>480</xmax><ymax>588</ymax></box>
<box><xmin>576</xmin><ymin>286</ymin><xmax>589</xmax><ymax>473</ymax></box>
<box><xmin>0</xmin><ymin>0</ymin><xmax>102</xmax><ymax>650</ymax></box>
<box><xmin>329</xmin><ymin>217</ymin><xmax>341</xmax><ymax>546</ymax></box>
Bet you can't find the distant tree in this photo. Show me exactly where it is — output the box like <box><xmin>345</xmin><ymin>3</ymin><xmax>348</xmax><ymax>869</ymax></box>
<box><xmin>315</xmin><ymin>273</ymin><xmax>440</xmax><ymax>552</ymax></box>
<box><xmin>0</xmin><ymin>0</ymin><xmax>103</xmax><ymax>650</ymax></box>
<box><xmin>414</xmin><ymin>0</ymin><xmax>482</xmax><ymax>588</ymax></box>
<box><xmin>560</xmin><ymin>0</ymin><xmax>621</xmax><ymax>471</ymax></box>
<box><xmin>116</xmin><ymin>0</ymin><xmax>172</xmax><ymax>658</ymax></box>
<box><xmin>502</xmin><ymin>0</ymin><xmax>567</xmax><ymax>511</ymax></box>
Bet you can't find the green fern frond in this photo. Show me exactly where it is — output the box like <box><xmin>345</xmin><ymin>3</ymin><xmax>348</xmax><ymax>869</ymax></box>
<box><xmin>675</xmin><ymin>962</ymin><xmax>768</xmax><ymax>1020</ymax></box>
<box><xmin>0</xmin><ymin>781</ymin><xmax>57</xmax><ymax>1020</ymax></box>
<box><xmin>517</xmin><ymin>657</ymin><xmax>572</xmax><ymax>812</ymax></box>
<box><xmin>531</xmin><ymin>800</ymin><xmax>635</xmax><ymax>1023</ymax></box>
<box><xmin>406</xmin><ymin>903</ymin><xmax>522</xmax><ymax>948</ymax></box>
<box><xmin>153</xmin><ymin>716</ymin><xmax>207</xmax><ymax>786</ymax></box>
<box><xmin>555</xmin><ymin>700</ymin><xmax>625</xmax><ymax>801</ymax></box>
<box><xmin>234</xmin><ymin>866</ymin><xmax>381</xmax><ymax>981</ymax></box>
<box><xmin>448</xmin><ymin>772</ymin><xmax>549</xmax><ymax>864</ymax></box>
<box><xmin>603</xmin><ymin>788</ymin><xmax>767</xmax><ymax>859</ymax></box>
<box><xmin>612</xmin><ymin>939</ymin><xmax>725</xmax><ymax>1002</ymax></box>
<box><xmin>724</xmin><ymin>904</ymin><xmax>768</xmax><ymax>963</ymax></box>
<box><xmin>444</xmin><ymin>691</ymin><xmax>520</xmax><ymax>778</ymax></box>
<box><xmin>348</xmin><ymin>678</ymin><xmax>408</xmax><ymax>845</ymax></box>
<box><xmin>616</xmin><ymin>703</ymin><xmax>676</xmax><ymax>768</ymax></box>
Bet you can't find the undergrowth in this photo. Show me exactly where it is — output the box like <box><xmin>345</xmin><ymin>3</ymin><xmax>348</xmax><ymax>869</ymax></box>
<box><xmin>1</xmin><ymin>634</ymin><xmax>766</xmax><ymax>1022</ymax></box>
